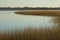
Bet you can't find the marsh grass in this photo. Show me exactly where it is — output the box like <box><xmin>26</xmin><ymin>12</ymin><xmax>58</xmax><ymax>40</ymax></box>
<box><xmin>15</xmin><ymin>10</ymin><xmax>60</xmax><ymax>16</ymax></box>
<box><xmin>0</xmin><ymin>27</ymin><xmax>60</xmax><ymax>40</ymax></box>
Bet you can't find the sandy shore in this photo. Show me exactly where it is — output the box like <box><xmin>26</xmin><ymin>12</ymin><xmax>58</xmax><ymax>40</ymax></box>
<box><xmin>15</xmin><ymin>10</ymin><xmax>60</xmax><ymax>16</ymax></box>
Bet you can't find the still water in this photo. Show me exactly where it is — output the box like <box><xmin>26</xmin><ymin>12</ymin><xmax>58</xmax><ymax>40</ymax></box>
<box><xmin>0</xmin><ymin>10</ymin><xmax>60</xmax><ymax>32</ymax></box>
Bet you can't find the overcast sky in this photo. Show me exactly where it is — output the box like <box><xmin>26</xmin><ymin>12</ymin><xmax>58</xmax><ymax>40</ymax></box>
<box><xmin>0</xmin><ymin>0</ymin><xmax>60</xmax><ymax>7</ymax></box>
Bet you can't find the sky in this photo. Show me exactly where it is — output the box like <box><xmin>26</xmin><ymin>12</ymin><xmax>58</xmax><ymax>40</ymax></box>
<box><xmin>0</xmin><ymin>0</ymin><xmax>60</xmax><ymax>7</ymax></box>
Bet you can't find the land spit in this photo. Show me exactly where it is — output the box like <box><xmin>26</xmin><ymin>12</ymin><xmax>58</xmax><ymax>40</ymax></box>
<box><xmin>15</xmin><ymin>10</ymin><xmax>60</xmax><ymax>16</ymax></box>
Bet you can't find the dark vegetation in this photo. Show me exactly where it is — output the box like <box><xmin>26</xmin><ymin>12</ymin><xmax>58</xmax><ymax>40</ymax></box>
<box><xmin>0</xmin><ymin>7</ymin><xmax>60</xmax><ymax>10</ymax></box>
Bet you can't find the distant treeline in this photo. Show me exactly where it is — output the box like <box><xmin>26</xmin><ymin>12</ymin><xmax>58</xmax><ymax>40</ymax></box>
<box><xmin>0</xmin><ymin>7</ymin><xmax>60</xmax><ymax>10</ymax></box>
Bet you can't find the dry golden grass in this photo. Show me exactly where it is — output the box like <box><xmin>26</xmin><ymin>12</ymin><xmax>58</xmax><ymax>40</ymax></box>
<box><xmin>0</xmin><ymin>27</ymin><xmax>60</xmax><ymax>40</ymax></box>
<box><xmin>15</xmin><ymin>10</ymin><xmax>60</xmax><ymax>16</ymax></box>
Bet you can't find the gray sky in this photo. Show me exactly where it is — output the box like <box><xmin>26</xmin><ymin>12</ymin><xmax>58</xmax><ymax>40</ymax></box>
<box><xmin>0</xmin><ymin>0</ymin><xmax>60</xmax><ymax>7</ymax></box>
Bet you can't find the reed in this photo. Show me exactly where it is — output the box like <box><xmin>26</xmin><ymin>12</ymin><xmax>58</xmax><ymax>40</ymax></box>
<box><xmin>0</xmin><ymin>27</ymin><xmax>60</xmax><ymax>40</ymax></box>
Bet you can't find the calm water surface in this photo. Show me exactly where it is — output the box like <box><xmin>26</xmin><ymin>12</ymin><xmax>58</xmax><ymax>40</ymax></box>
<box><xmin>0</xmin><ymin>10</ymin><xmax>60</xmax><ymax>32</ymax></box>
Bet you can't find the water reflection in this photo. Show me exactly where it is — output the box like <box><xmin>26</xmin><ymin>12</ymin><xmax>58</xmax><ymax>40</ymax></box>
<box><xmin>52</xmin><ymin>17</ymin><xmax>60</xmax><ymax>28</ymax></box>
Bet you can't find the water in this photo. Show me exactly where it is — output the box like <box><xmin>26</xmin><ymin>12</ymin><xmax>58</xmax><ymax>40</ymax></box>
<box><xmin>0</xmin><ymin>10</ymin><xmax>60</xmax><ymax>32</ymax></box>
